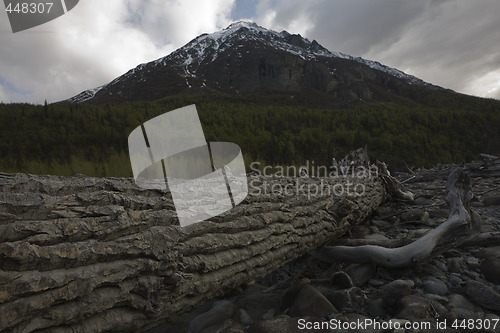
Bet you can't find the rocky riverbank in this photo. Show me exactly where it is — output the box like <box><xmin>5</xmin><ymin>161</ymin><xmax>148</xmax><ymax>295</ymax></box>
<box><xmin>149</xmin><ymin>163</ymin><xmax>500</xmax><ymax>333</ymax></box>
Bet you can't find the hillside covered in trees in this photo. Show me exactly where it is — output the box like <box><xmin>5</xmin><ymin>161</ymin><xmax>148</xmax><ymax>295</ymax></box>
<box><xmin>0</xmin><ymin>93</ymin><xmax>499</xmax><ymax>177</ymax></box>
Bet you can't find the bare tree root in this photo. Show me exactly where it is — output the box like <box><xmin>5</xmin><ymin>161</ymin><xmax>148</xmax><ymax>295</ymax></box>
<box><xmin>377</xmin><ymin>161</ymin><xmax>414</xmax><ymax>201</ymax></box>
<box><xmin>312</xmin><ymin>169</ymin><xmax>481</xmax><ymax>268</ymax></box>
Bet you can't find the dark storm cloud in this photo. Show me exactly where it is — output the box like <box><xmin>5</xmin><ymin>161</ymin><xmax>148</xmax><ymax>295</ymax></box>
<box><xmin>256</xmin><ymin>0</ymin><xmax>500</xmax><ymax>99</ymax></box>
<box><xmin>0</xmin><ymin>0</ymin><xmax>234</xmax><ymax>104</ymax></box>
<box><xmin>272</xmin><ymin>0</ymin><xmax>427</xmax><ymax>56</ymax></box>
<box><xmin>1</xmin><ymin>0</ymin><xmax>500</xmax><ymax>103</ymax></box>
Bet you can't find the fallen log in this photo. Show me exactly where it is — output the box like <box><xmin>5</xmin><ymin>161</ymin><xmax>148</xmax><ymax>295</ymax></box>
<box><xmin>480</xmin><ymin>153</ymin><xmax>500</xmax><ymax>164</ymax></box>
<box><xmin>312</xmin><ymin>169</ymin><xmax>481</xmax><ymax>268</ymax></box>
<box><xmin>0</xmin><ymin>168</ymin><xmax>387</xmax><ymax>332</ymax></box>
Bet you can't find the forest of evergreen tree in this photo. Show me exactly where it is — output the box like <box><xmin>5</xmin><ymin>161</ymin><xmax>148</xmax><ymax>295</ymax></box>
<box><xmin>0</xmin><ymin>93</ymin><xmax>499</xmax><ymax>177</ymax></box>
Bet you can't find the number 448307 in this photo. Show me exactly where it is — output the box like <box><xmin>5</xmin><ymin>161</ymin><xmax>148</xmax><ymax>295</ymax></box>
<box><xmin>5</xmin><ymin>2</ymin><xmax>54</xmax><ymax>14</ymax></box>
<box><xmin>452</xmin><ymin>318</ymin><xmax>498</xmax><ymax>330</ymax></box>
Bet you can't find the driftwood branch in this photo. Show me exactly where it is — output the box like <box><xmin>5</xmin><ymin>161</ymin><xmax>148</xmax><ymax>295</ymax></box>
<box><xmin>376</xmin><ymin>161</ymin><xmax>414</xmax><ymax>201</ymax></box>
<box><xmin>480</xmin><ymin>153</ymin><xmax>500</xmax><ymax>163</ymax></box>
<box><xmin>328</xmin><ymin>238</ymin><xmax>413</xmax><ymax>248</ymax></box>
<box><xmin>313</xmin><ymin>169</ymin><xmax>481</xmax><ymax>268</ymax></box>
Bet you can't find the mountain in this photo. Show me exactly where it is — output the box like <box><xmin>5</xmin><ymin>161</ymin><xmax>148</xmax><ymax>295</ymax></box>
<box><xmin>66</xmin><ymin>21</ymin><xmax>444</xmax><ymax>104</ymax></box>
<box><xmin>4</xmin><ymin>21</ymin><xmax>500</xmax><ymax>176</ymax></box>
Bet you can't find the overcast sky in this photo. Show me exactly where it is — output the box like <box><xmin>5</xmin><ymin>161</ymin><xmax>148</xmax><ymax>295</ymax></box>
<box><xmin>1</xmin><ymin>0</ymin><xmax>500</xmax><ymax>104</ymax></box>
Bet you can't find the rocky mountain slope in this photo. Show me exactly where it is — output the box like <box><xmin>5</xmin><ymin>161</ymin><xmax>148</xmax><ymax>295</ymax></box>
<box><xmin>66</xmin><ymin>21</ymin><xmax>443</xmax><ymax>104</ymax></box>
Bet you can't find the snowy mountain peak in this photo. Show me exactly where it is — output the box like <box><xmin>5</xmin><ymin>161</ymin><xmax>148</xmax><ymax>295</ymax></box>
<box><xmin>152</xmin><ymin>21</ymin><xmax>425</xmax><ymax>84</ymax></box>
<box><xmin>149</xmin><ymin>21</ymin><xmax>343</xmax><ymax>77</ymax></box>
<box><xmin>65</xmin><ymin>22</ymin><xmax>435</xmax><ymax>103</ymax></box>
<box><xmin>226</xmin><ymin>20</ymin><xmax>260</xmax><ymax>29</ymax></box>
<box><xmin>218</xmin><ymin>21</ymin><xmax>264</xmax><ymax>36</ymax></box>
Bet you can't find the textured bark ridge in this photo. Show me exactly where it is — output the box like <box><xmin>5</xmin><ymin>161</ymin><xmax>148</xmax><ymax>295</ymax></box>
<box><xmin>0</xmin><ymin>170</ymin><xmax>386</xmax><ymax>332</ymax></box>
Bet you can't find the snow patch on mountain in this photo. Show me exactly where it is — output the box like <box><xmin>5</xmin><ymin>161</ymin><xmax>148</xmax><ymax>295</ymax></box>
<box><xmin>153</xmin><ymin>21</ymin><xmax>425</xmax><ymax>85</ymax></box>
<box><xmin>64</xmin><ymin>21</ymin><xmax>429</xmax><ymax>102</ymax></box>
<box><xmin>66</xmin><ymin>85</ymin><xmax>105</xmax><ymax>103</ymax></box>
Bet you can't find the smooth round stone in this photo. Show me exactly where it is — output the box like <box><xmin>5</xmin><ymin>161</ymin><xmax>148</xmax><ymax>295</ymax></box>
<box><xmin>366</xmin><ymin>298</ymin><xmax>387</xmax><ymax>318</ymax></box>
<box><xmin>239</xmin><ymin>309</ymin><xmax>253</xmax><ymax>326</ymax></box>
<box><xmin>465</xmin><ymin>256</ymin><xmax>481</xmax><ymax>268</ymax></box>
<box><xmin>461</xmin><ymin>274</ymin><xmax>472</xmax><ymax>282</ymax></box>
<box><xmin>448</xmin><ymin>274</ymin><xmax>462</xmax><ymax>287</ymax></box>
<box><xmin>331</xmin><ymin>271</ymin><xmax>353</xmax><ymax>289</ymax></box>
<box><xmin>404</xmin><ymin>279</ymin><xmax>415</xmax><ymax>288</ymax></box>
<box><xmin>436</xmin><ymin>261</ymin><xmax>448</xmax><ymax>272</ymax></box>
<box><xmin>346</xmin><ymin>263</ymin><xmax>376</xmax><ymax>287</ymax></box>
<box><xmin>422</xmin><ymin>277</ymin><xmax>448</xmax><ymax>296</ymax></box>
<box><xmin>447</xmin><ymin>257</ymin><xmax>463</xmax><ymax>273</ymax></box>
<box><xmin>450</xmin><ymin>307</ymin><xmax>483</xmax><ymax>321</ymax></box>
<box><xmin>464</xmin><ymin>270</ymin><xmax>480</xmax><ymax>279</ymax></box>
<box><xmin>262</xmin><ymin>309</ymin><xmax>275</xmax><ymax>320</ymax></box>
<box><xmin>476</xmin><ymin>246</ymin><xmax>500</xmax><ymax>260</ymax></box>
<box><xmin>381</xmin><ymin>280</ymin><xmax>412</xmax><ymax>306</ymax></box>
<box><xmin>480</xmin><ymin>258</ymin><xmax>500</xmax><ymax>285</ymax></box>
<box><xmin>448</xmin><ymin>294</ymin><xmax>476</xmax><ymax>311</ymax></box>
<box><xmin>188</xmin><ymin>300</ymin><xmax>235</xmax><ymax>333</ymax></box>
<box><xmin>288</xmin><ymin>285</ymin><xmax>337</xmax><ymax>318</ymax></box>
<box><xmin>396</xmin><ymin>295</ymin><xmax>433</xmax><ymax>321</ymax></box>
<box><xmin>465</xmin><ymin>280</ymin><xmax>500</xmax><ymax>311</ymax></box>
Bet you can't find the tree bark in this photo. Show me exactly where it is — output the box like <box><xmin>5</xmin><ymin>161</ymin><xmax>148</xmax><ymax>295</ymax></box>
<box><xmin>0</xmin><ymin>170</ymin><xmax>386</xmax><ymax>332</ymax></box>
<box><xmin>312</xmin><ymin>169</ymin><xmax>481</xmax><ymax>268</ymax></box>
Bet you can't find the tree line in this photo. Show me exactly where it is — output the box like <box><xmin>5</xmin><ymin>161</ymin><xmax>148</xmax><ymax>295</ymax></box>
<box><xmin>0</xmin><ymin>94</ymin><xmax>499</xmax><ymax>177</ymax></box>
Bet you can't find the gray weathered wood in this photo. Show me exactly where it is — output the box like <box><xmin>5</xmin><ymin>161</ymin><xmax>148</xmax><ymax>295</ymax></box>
<box><xmin>0</xmin><ymin>169</ymin><xmax>387</xmax><ymax>332</ymax></box>
<box><xmin>313</xmin><ymin>169</ymin><xmax>481</xmax><ymax>268</ymax></box>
